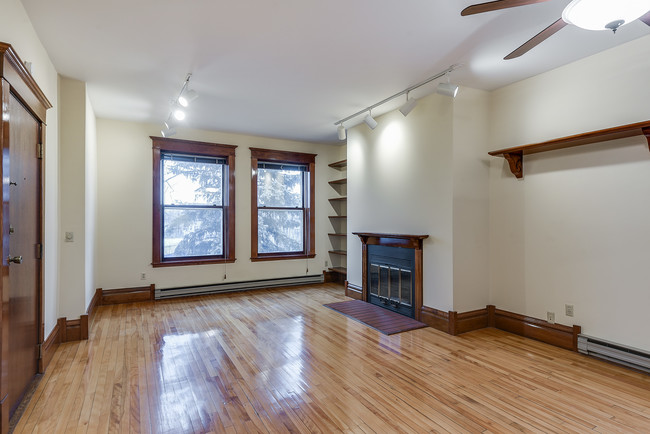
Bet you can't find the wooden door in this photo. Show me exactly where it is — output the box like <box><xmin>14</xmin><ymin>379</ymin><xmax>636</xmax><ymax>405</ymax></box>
<box><xmin>6</xmin><ymin>92</ymin><xmax>41</xmax><ymax>417</ymax></box>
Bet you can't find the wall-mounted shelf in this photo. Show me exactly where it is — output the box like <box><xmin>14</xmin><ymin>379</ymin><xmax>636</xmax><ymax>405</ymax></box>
<box><xmin>328</xmin><ymin>233</ymin><xmax>346</xmax><ymax>237</ymax></box>
<box><xmin>328</xmin><ymin>266</ymin><xmax>347</xmax><ymax>275</ymax></box>
<box><xmin>489</xmin><ymin>120</ymin><xmax>650</xmax><ymax>178</ymax></box>
<box><xmin>328</xmin><ymin>197</ymin><xmax>347</xmax><ymax>202</ymax></box>
<box><xmin>328</xmin><ymin>178</ymin><xmax>347</xmax><ymax>185</ymax></box>
<box><xmin>328</xmin><ymin>216</ymin><xmax>347</xmax><ymax>219</ymax></box>
<box><xmin>328</xmin><ymin>159</ymin><xmax>347</xmax><ymax>169</ymax></box>
<box><xmin>328</xmin><ymin>250</ymin><xmax>347</xmax><ymax>256</ymax></box>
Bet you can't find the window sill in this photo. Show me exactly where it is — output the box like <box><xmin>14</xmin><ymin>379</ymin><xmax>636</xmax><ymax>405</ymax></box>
<box><xmin>152</xmin><ymin>258</ymin><xmax>236</xmax><ymax>268</ymax></box>
<box><xmin>250</xmin><ymin>253</ymin><xmax>316</xmax><ymax>262</ymax></box>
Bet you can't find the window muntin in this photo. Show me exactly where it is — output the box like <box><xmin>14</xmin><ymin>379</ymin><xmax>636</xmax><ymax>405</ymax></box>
<box><xmin>152</xmin><ymin>137</ymin><xmax>236</xmax><ymax>267</ymax></box>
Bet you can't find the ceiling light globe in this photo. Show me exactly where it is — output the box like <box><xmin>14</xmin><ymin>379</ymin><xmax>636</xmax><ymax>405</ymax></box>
<box><xmin>562</xmin><ymin>0</ymin><xmax>650</xmax><ymax>31</ymax></box>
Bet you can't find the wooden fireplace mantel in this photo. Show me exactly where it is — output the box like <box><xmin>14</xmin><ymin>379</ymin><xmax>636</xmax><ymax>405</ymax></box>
<box><xmin>353</xmin><ymin>232</ymin><xmax>428</xmax><ymax>321</ymax></box>
<box><xmin>489</xmin><ymin>120</ymin><xmax>650</xmax><ymax>178</ymax></box>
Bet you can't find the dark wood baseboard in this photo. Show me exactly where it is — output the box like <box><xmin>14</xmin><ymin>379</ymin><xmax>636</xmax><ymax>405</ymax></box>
<box><xmin>99</xmin><ymin>284</ymin><xmax>155</xmax><ymax>305</ymax></box>
<box><xmin>40</xmin><ymin>323</ymin><xmax>61</xmax><ymax>373</ymax></box>
<box><xmin>420</xmin><ymin>306</ymin><xmax>450</xmax><ymax>333</ymax></box>
<box><xmin>57</xmin><ymin>315</ymin><xmax>89</xmax><ymax>343</ymax></box>
<box><xmin>488</xmin><ymin>306</ymin><xmax>581</xmax><ymax>351</ymax></box>
<box><xmin>86</xmin><ymin>287</ymin><xmax>102</xmax><ymax>322</ymax></box>
<box><xmin>344</xmin><ymin>281</ymin><xmax>363</xmax><ymax>300</ymax></box>
<box><xmin>420</xmin><ymin>304</ymin><xmax>580</xmax><ymax>351</ymax></box>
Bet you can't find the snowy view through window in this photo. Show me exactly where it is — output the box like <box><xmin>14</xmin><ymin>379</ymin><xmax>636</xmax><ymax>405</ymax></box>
<box><xmin>162</xmin><ymin>155</ymin><xmax>224</xmax><ymax>258</ymax></box>
<box><xmin>257</xmin><ymin>165</ymin><xmax>305</xmax><ymax>253</ymax></box>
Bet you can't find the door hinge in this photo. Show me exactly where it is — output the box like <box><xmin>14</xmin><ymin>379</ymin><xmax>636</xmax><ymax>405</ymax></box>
<box><xmin>37</xmin><ymin>143</ymin><xmax>43</xmax><ymax>159</ymax></box>
<box><xmin>36</xmin><ymin>243</ymin><xmax>43</xmax><ymax>259</ymax></box>
<box><xmin>38</xmin><ymin>343</ymin><xmax>43</xmax><ymax>359</ymax></box>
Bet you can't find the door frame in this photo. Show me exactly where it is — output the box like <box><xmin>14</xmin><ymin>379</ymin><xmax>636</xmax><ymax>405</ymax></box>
<box><xmin>0</xmin><ymin>42</ymin><xmax>51</xmax><ymax>434</ymax></box>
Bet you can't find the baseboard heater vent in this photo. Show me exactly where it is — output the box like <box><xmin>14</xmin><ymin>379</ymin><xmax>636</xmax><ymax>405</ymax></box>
<box><xmin>155</xmin><ymin>274</ymin><xmax>324</xmax><ymax>300</ymax></box>
<box><xmin>578</xmin><ymin>334</ymin><xmax>650</xmax><ymax>373</ymax></box>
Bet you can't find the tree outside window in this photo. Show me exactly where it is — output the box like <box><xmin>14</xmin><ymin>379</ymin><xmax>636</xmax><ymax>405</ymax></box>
<box><xmin>152</xmin><ymin>137</ymin><xmax>236</xmax><ymax>267</ymax></box>
<box><xmin>250</xmin><ymin>148</ymin><xmax>316</xmax><ymax>261</ymax></box>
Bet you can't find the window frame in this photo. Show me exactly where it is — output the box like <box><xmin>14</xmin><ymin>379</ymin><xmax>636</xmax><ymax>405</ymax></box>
<box><xmin>250</xmin><ymin>147</ymin><xmax>316</xmax><ymax>261</ymax></box>
<box><xmin>152</xmin><ymin>136</ymin><xmax>236</xmax><ymax>267</ymax></box>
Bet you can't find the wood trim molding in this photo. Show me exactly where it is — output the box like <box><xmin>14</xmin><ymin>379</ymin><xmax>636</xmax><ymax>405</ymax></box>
<box><xmin>100</xmin><ymin>284</ymin><xmax>155</xmax><ymax>305</ymax></box>
<box><xmin>86</xmin><ymin>288</ymin><xmax>102</xmax><ymax>321</ymax></box>
<box><xmin>344</xmin><ymin>281</ymin><xmax>363</xmax><ymax>300</ymax></box>
<box><xmin>489</xmin><ymin>120</ymin><xmax>650</xmax><ymax>178</ymax></box>
<box><xmin>420</xmin><ymin>306</ymin><xmax>450</xmax><ymax>333</ymax></box>
<box><xmin>40</xmin><ymin>323</ymin><xmax>60</xmax><ymax>373</ymax></box>
<box><xmin>453</xmin><ymin>308</ymin><xmax>490</xmax><ymax>335</ymax></box>
<box><xmin>488</xmin><ymin>306</ymin><xmax>581</xmax><ymax>351</ymax></box>
<box><xmin>57</xmin><ymin>316</ymin><xmax>89</xmax><ymax>344</ymax></box>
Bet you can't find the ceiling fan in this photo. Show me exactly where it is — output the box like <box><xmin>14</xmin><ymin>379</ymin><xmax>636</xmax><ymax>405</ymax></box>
<box><xmin>461</xmin><ymin>0</ymin><xmax>650</xmax><ymax>60</ymax></box>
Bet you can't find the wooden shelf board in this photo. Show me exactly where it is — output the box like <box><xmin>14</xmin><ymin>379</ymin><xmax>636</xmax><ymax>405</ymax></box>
<box><xmin>328</xmin><ymin>233</ymin><xmax>346</xmax><ymax>237</ymax></box>
<box><xmin>328</xmin><ymin>159</ymin><xmax>347</xmax><ymax>169</ymax></box>
<box><xmin>328</xmin><ymin>250</ymin><xmax>347</xmax><ymax>256</ymax></box>
<box><xmin>328</xmin><ymin>216</ymin><xmax>347</xmax><ymax>219</ymax></box>
<box><xmin>489</xmin><ymin>120</ymin><xmax>650</xmax><ymax>178</ymax></box>
<box><xmin>328</xmin><ymin>197</ymin><xmax>347</xmax><ymax>202</ymax></box>
<box><xmin>328</xmin><ymin>266</ymin><xmax>347</xmax><ymax>275</ymax></box>
<box><xmin>328</xmin><ymin>178</ymin><xmax>347</xmax><ymax>185</ymax></box>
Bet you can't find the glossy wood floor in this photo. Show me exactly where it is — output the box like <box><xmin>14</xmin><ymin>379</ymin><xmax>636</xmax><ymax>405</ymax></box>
<box><xmin>14</xmin><ymin>283</ymin><xmax>650</xmax><ymax>433</ymax></box>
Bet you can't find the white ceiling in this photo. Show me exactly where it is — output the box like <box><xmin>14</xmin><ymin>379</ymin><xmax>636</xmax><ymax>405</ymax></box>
<box><xmin>20</xmin><ymin>0</ymin><xmax>650</xmax><ymax>143</ymax></box>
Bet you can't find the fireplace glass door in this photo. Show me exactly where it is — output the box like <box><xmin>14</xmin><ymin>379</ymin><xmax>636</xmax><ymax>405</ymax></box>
<box><xmin>367</xmin><ymin>245</ymin><xmax>415</xmax><ymax>318</ymax></box>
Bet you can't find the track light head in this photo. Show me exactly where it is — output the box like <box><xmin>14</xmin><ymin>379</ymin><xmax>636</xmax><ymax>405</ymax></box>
<box><xmin>173</xmin><ymin>108</ymin><xmax>186</xmax><ymax>121</ymax></box>
<box><xmin>337</xmin><ymin>124</ymin><xmax>346</xmax><ymax>141</ymax></box>
<box><xmin>161</xmin><ymin>126</ymin><xmax>177</xmax><ymax>137</ymax></box>
<box><xmin>399</xmin><ymin>96</ymin><xmax>418</xmax><ymax>116</ymax></box>
<box><xmin>363</xmin><ymin>113</ymin><xmax>378</xmax><ymax>130</ymax></box>
<box><xmin>436</xmin><ymin>82</ymin><xmax>459</xmax><ymax>98</ymax></box>
<box><xmin>178</xmin><ymin>89</ymin><xmax>198</xmax><ymax>107</ymax></box>
<box><xmin>164</xmin><ymin>118</ymin><xmax>176</xmax><ymax>130</ymax></box>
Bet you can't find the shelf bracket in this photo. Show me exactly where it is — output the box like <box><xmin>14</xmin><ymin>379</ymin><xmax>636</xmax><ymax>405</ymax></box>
<box><xmin>503</xmin><ymin>151</ymin><xmax>523</xmax><ymax>179</ymax></box>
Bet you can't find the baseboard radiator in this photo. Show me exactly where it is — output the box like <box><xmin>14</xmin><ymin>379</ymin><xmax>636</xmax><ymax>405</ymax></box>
<box><xmin>578</xmin><ymin>335</ymin><xmax>650</xmax><ymax>373</ymax></box>
<box><xmin>156</xmin><ymin>274</ymin><xmax>324</xmax><ymax>300</ymax></box>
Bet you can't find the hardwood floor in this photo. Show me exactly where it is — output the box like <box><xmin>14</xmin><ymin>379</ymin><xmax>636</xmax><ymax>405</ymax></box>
<box><xmin>13</xmin><ymin>283</ymin><xmax>650</xmax><ymax>433</ymax></box>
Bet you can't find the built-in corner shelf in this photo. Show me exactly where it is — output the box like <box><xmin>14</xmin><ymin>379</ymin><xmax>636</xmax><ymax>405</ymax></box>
<box><xmin>328</xmin><ymin>159</ymin><xmax>347</xmax><ymax>169</ymax></box>
<box><xmin>328</xmin><ymin>159</ymin><xmax>347</xmax><ymax>279</ymax></box>
<box><xmin>489</xmin><ymin>120</ymin><xmax>650</xmax><ymax>179</ymax></box>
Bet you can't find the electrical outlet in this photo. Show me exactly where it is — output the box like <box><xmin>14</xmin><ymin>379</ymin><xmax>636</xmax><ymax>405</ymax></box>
<box><xmin>64</xmin><ymin>231</ymin><xmax>74</xmax><ymax>242</ymax></box>
<box><xmin>547</xmin><ymin>311</ymin><xmax>555</xmax><ymax>324</ymax></box>
<box><xmin>140</xmin><ymin>272</ymin><xmax>146</xmax><ymax>280</ymax></box>
<box><xmin>565</xmin><ymin>304</ymin><xmax>574</xmax><ymax>317</ymax></box>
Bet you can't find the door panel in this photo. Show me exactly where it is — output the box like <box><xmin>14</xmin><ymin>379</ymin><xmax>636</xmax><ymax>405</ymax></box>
<box><xmin>6</xmin><ymin>92</ymin><xmax>40</xmax><ymax>416</ymax></box>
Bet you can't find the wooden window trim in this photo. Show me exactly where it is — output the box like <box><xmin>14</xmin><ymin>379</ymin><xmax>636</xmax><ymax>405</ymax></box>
<box><xmin>151</xmin><ymin>136</ymin><xmax>237</xmax><ymax>267</ymax></box>
<box><xmin>250</xmin><ymin>147</ymin><xmax>316</xmax><ymax>261</ymax></box>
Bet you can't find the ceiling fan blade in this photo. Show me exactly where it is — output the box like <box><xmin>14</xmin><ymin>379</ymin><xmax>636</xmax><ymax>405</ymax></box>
<box><xmin>639</xmin><ymin>11</ymin><xmax>650</xmax><ymax>26</ymax></box>
<box><xmin>504</xmin><ymin>18</ymin><xmax>567</xmax><ymax>60</ymax></box>
<box><xmin>461</xmin><ymin>0</ymin><xmax>552</xmax><ymax>16</ymax></box>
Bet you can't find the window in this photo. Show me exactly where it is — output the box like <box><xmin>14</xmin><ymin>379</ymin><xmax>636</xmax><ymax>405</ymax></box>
<box><xmin>250</xmin><ymin>148</ymin><xmax>316</xmax><ymax>261</ymax></box>
<box><xmin>152</xmin><ymin>137</ymin><xmax>236</xmax><ymax>267</ymax></box>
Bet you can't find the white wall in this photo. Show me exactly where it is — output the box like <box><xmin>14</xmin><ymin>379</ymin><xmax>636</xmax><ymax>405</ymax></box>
<box><xmin>85</xmin><ymin>93</ymin><xmax>97</xmax><ymax>309</ymax></box>
<box><xmin>489</xmin><ymin>35</ymin><xmax>650</xmax><ymax>351</ymax></box>
<box><xmin>95</xmin><ymin>119</ymin><xmax>339</xmax><ymax>291</ymax></box>
<box><xmin>58</xmin><ymin>77</ymin><xmax>87</xmax><ymax>318</ymax></box>
<box><xmin>0</xmin><ymin>0</ymin><xmax>60</xmax><ymax>336</ymax></box>
<box><xmin>347</xmin><ymin>93</ymin><xmax>456</xmax><ymax>310</ymax></box>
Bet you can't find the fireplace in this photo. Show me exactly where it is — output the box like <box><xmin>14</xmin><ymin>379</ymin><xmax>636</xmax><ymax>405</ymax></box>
<box><xmin>353</xmin><ymin>233</ymin><xmax>428</xmax><ymax>321</ymax></box>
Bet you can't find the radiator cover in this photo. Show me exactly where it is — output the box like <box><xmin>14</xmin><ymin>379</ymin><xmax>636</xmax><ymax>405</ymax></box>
<box><xmin>578</xmin><ymin>334</ymin><xmax>650</xmax><ymax>373</ymax></box>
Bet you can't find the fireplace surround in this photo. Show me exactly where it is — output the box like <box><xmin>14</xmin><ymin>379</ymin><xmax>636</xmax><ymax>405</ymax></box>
<box><xmin>353</xmin><ymin>233</ymin><xmax>428</xmax><ymax>321</ymax></box>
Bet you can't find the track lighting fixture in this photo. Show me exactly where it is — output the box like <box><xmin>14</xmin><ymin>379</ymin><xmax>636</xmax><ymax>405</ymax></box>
<box><xmin>363</xmin><ymin>111</ymin><xmax>378</xmax><ymax>130</ymax></box>
<box><xmin>334</xmin><ymin>64</ymin><xmax>461</xmax><ymax>136</ymax></box>
<box><xmin>337</xmin><ymin>124</ymin><xmax>346</xmax><ymax>141</ymax></box>
<box><xmin>178</xmin><ymin>89</ymin><xmax>198</xmax><ymax>107</ymax></box>
<box><xmin>436</xmin><ymin>73</ymin><xmax>459</xmax><ymax>98</ymax></box>
<box><xmin>399</xmin><ymin>92</ymin><xmax>418</xmax><ymax>116</ymax></box>
<box><xmin>160</xmin><ymin>73</ymin><xmax>197</xmax><ymax>137</ymax></box>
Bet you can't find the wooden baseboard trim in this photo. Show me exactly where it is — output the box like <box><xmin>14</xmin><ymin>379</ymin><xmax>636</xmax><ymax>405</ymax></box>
<box><xmin>86</xmin><ymin>287</ymin><xmax>102</xmax><ymax>321</ymax></box>
<box><xmin>453</xmin><ymin>308</ymin><xmax>489</xmax><ymax>335</ymax></box>
<box><xmin>57</xmin><ymin>315</ymin><xmax>89</xmax><ymax>343</ymax></box>
<box><xmin>40</xmin><ymin>323</ymin><xmax>60</xmax><ymax>373</ymax></box>
<box><xmin>420</xmin><ymin>306</ymin><xmax>450</xmax><ymax>333</ymax></box>
<box><xmin>100</xmin><ymin>284</ymin><xmax>155</xmax><ymax>305</ymax></box>
<box><xmin>344</xmin><ymin>281</ymin><xmax>363</xmax><ymax>300</ymax></box>
<box><xmin>489</xmin><ymin>306</ymin><xmax>581</xmax><ymax>351</ymax></box>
